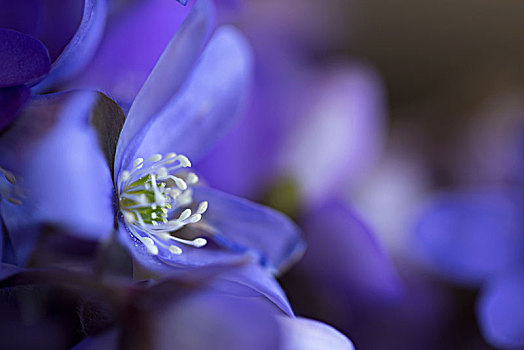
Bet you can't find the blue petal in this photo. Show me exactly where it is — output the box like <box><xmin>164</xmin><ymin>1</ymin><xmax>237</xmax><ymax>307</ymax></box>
<box><xmin>213</xmin><ymin>264</ymin><xmax>294</xmax><ymax>316</ymax></box>
<box><xmin>477</xmin><ymin>266</ymin><xmax>524</xmax><ymax>348</ymax></box>
<box><xmin>114</xmin><ymin>0</ymin><xmax>215</xmax><ymax>176</ymax></box>
<box><xmin>32</xmin><ymin>0</ymin><xmax>108</xmax><ymax>92</ymax></box>
<box><xmin>413</xmin><ymin>188</ymin><xmax>524</xmax><ymax>285</ymax></box>
<box><xmin>72</xmin><ymin>0</ymin><xmax>192</xmax><ymax>108</ymax></box>
<box><xmin>117</xmin><ymin>220</ymin><xmax>250</xmax><ymax>274</ymax></box>
<box><xmin>298</xmin><ymin>200</ymin><xmax>403</xmax><ymax>301</ymax></box>
<box><xmin>132</xmin><ymin>25</ymin><xmax>253</xmax><ymax>166</ymax></box>
<box><xmin>278</xmin><ymin>317</ymin><xmax>355</xmax><ymax>350</ymax></box>
<box><xmin>0</xmin><ymin>85</ymin><xmax>30</xmax><ymax>132</ymax></box>
<box><xmin>0</xmin><ymin>28</ymin><xmax>51</xmax><ymax>87</ymax></box>
<box><xmin>0</xmin><ymin>92</ymin><xmax>115</xmax><ymax>264</ymax></box>
<box><xmin>193</xmin><ymin>186</ymin><xmax>305</xmax><ymax>274</ymax></box>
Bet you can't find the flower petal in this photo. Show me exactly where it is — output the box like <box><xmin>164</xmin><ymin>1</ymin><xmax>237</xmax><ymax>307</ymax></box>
<box><xmin>280</xmin><ymin>64</ymin><xmax>386</xmax><ymax>205</ymax></box>
<box><xmin>413</xmin><ymin>188</ymin><xmax>524</xmax><ymax>286</ymax></box>
<box><xmin>132</xmin><ymin>25</ymin><xmax>253</xmax><ymax>165</ymax></box>
<box><xmin>193</xmin><ymin>186</ymin><xmax>305</xmax><ymax>275</ymax></box>
<box><xmin>477</xmin><ymin>267</ymin><xmax>524</xmax><ymax>349</ymax></box>
<box><xmin>277</xmin><ymin>317</ymin><xmax>355</xmax><ymax>350</ymax></box>
<box><xmin>298</xmin><ymin>200</ymin><xmax>403</xmax><ymax>301</ymax></box>
<box><xmin>117</xmin><ymin>221</ymin><xmax>249</xmax><ymax>275</ymax></box>
<box><xmin>0</xmin><ymin>91</ymin><xmax>120</xmax><ymax>264</ymax></box>
<box><xmin>213</xmin><ymin>264</ymin><xmax>294</xmax><ymax>316</ymax></box>
<box><xmin>0</xmin><ymin>85</ymin><xmax>30</xmax><ymax>132</ymax></box>
<box><xmin>0</xmin><ymin>28</ymin><xmax>51</xmax><ymax>87</ymax></box>
<box><xmin>115</xmin><ymin>0</ymin><xmax>215</xmax><ymax>175</ymax></box>
<box><xmin>73</xmin><ymin>0</ymin><xmax>193</xmax><ymax>108</ymax></box>
<box><xmin>32</xmin><ymin>0</ymin><xmax>108</xmax><ymax>92</ymax></box>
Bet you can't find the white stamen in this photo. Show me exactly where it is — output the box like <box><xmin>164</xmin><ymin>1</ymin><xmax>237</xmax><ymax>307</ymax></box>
<box><xmin>179</xmin><ymin>209</ymin><xmax>192</xmax><ymax>221</ymax></box>
<box><xmin>187</xmin><ymin>172</ymin><xmax>199</xmax><ymax>185</ymax></box>
<box><xmin>169</xmin><ymin>245</ymin><xmax>182</xmax><ymax>255</ymax></box>
<box><xmin>197</xmin><ymin>201</ymin><xmax>208</xmax><ymax>214</ymax></box>
<box><xmin>147</xmin><ymin>154</ymin><xmax>163</xmax><ymax>162</ymax></box>
<box><xmin>133</xmin><ymin>158</ymin><xmax>144</xmax><ymax>169</ymax></box>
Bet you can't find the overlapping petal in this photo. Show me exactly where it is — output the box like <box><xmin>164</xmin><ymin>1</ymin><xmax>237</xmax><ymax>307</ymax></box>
<box><xmin>213</xmin><ymin>264</ymin><xmax>294</xmax><ymax>316</ymax></box>
<box><xmin>74</xmin><ymin>0</ymin><xmax>193</xmax><ymax>108</ymax></box>
<box><xmin>115</xmin><ymin>0</ymin><xmax>215</xmax><ymax>175</ymax></box>
<box><xmin>33</xmin><ymin>0</ymin><xmax>108</xmax><ymax>92</ymax></box>
<box><xmin>133</xmin><ymin>25</ymin><xmax>253</xmax><ymax>165</ymax></box>
<box><xmin>0</xmin><ymin>91</ymin><xmax>122</xmax><ymax>264</ymax></box>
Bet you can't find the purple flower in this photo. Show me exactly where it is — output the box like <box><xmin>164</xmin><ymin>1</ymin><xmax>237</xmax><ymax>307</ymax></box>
<box><xmin>0</xmin><ymin>0</ymin><xmax>303</xmax><ymax>276</ymax></box>
<box><xmin>0</xmin><ymin>0</ymin><xmax>107</xmax><ymax>130</ymax></box>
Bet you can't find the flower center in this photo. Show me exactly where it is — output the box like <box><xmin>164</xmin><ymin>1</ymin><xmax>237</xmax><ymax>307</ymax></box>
<box><xmin>117</xmin><ymin>153</ymin><xmax>208</xmax><ymax>256</ymax></box>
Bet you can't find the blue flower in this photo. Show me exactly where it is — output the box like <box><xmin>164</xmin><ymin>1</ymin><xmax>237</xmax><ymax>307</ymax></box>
<box><xmin>0</xmin><ymin>0</ymin><xmax>107</xmax><ymax>130</ymax></box>
<box><xmin>0</xmin><ymin>0</ymin><xmax>303</xmax><ymax>276</ymax></box>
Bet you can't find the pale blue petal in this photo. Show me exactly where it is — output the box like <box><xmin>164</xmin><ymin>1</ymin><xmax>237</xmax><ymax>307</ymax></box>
<box><xmin>278</xmin><ymin>317</ymin><xmax>355</xmax><ymax>350</ymax></box>
<box><xmin>114</xmin><ymin>0</ymin><xmax>215</xmax><ymax>176</ymax></box>
<box><xmin>132</xmin><ymin>25</ymin><xmax>253</xmax><ymax>164</ymax></box>
<box><xmin>193</xmin><ymin>186</ymin><xmax>305</xmax><ymax>274</ymax></box>
<box><xmin>0</xmin><ymin>92</ymin><xmax>115</xmax><ymax>265</ymax></box>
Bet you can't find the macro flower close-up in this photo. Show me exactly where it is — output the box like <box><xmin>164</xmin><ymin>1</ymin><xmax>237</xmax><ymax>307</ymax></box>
<box><xmin>2</xmin><ymin>0</ymin><xmax>524</xmax><ymax>349</ymax></box>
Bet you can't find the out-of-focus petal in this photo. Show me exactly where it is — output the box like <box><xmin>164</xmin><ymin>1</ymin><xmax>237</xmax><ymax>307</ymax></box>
<box><xmin>0</xmin><ymin>28</ymin><xmax>51</xmax><ymax>87</ymax></box>
<box><xmin>33</xmin><ymin>0</ymin><xmax>108</xmax><ymax>92</ymax></box>
<box><xmin>280</xmin><ymin>63</ymin><xmax>386</xmax><ymax>205</ymax></box>
<box><xmin>73</xmin><ymin>0</ymin><xmax>193</xmax><ymax>108</ymax></box>
<box><xmin>115</xmin><ymin>0</ymin><xmax>214</xmax><ymax>175</ymax></box>
<box><xmin>0</xmin><ymin>85</ymin><xmax>30</xmax><ymax>132</ymax></box>
<box><xmin>149</xmin><ymin>289</ymin><xmax>281</xmax><ymax>350</ymax></box>
<box><xmin>277</xmin><ymin>317</ymin><xmax>354</xmax><ymax>350</ymax></box>
<box><xmin>213</xmin><ymin>264</ymin><xmax>294</xmax><ymax>316</ymax></box>
<box><xmin>477</xmin><ymin>266</ymin><xmax>524</xmax><ymax>349</ymax></box>
<box><xmin>0</xmin><ymin>92</ymin><xmax>118</xmax><ymax>264</ymax></box>
<box><xmin>298</xmin><ymin>200</ymin><xmax>403</xmax><ymax>301</ymax></box>
<box><xmin>133</xmin><ymin>25</ymin><xmax>253</xmax><ymax>164</ymax></box>
<box><xmin>193</xmin><ymin>186</ymin><xmax>305</xmax><ymax>275</ymax></box>
<box><xmin>413</xmin><ymin>188</ymin><xmax>524</xmax><ymax>285</ymax></box>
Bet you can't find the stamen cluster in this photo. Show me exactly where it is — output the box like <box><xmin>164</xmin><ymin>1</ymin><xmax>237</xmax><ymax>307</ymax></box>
<box><xmin>117</xmin><ymin>153</ymin><xmax>208</xmax><ymax>255</ymax></box>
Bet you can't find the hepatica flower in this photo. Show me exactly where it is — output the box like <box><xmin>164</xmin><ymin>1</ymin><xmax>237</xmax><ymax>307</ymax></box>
<box><xmin>0</xmin><ymin>0</ymin><xmax>303</xmax><ymax>274</ymax></box>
